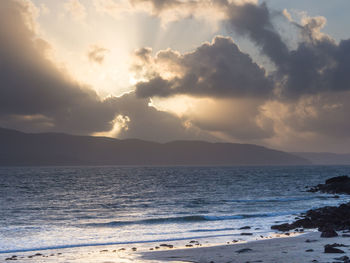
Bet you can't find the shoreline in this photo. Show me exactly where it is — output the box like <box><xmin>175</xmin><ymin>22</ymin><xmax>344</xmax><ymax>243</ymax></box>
<box><xmin>0</xmin><ymin>231</ymin><xmax>305</xmax><ymax>262</ymax></box>
<box><xmin>140</xmin><ymin>231</ymin><xmax>350</xmax><ymax>263</ymax></box>
<box><xmin>3</xmin><ymin>230</ymin><xmax>350</xmax><ymax>262</ymax></box>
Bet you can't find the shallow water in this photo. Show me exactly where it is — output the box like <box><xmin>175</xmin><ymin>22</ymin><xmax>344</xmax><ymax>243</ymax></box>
<box><xmin>1</xmin><ymin>165</ymin><xmax>350</xmax><ymax>254</ymax></box>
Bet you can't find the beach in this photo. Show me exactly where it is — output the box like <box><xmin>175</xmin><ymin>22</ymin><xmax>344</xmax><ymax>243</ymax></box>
<box><xmin>2</xmin><ymin>231</ymin><xmax>350</xmax><ymax>262</ymax></box>
<box><xmin>141</xmin><ymin>231</ymin><xmax>350</xmax><ymax>263</ymax></box>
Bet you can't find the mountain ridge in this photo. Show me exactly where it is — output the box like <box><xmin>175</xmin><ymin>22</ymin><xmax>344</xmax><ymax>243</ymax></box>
<box><xmin>293</xmin><ymin>152</ymin><xmax>350</xmax><ymax>165</ymax></box>
<box><xmin>0</xmin><ymin>127</ymin><xmax>310</xmax><ymax>166</ymax></box>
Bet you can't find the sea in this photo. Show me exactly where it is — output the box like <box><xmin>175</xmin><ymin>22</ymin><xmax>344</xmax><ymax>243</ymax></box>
<box><xmin>1</xmin><ymin>165</ymin><xmax>350</xmax><ymax>260</ymax></box>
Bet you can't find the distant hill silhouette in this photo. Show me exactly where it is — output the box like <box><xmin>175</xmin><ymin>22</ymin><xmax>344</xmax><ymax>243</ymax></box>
<box><xmin>0</xmin><ymin>127</ymin><xmax>309</xmax><ymax>166</ymax></box>
<box><xmin>294</xmin><ymin>152</ymin><xmax>350</xmax><ymax>165</ymax></box>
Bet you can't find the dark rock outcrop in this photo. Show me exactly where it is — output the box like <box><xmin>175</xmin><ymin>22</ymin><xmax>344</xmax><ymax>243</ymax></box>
<box><xmin>324</xmin><ymin>245</ymin><xmax>344</xmax><ymax>253</ymax></box>
<box><xmin>271</xmin><ymin>202</ymin><xmax>350</xmax><ymax>232</ymax></box>
<box><xmin>321</xmin><ymin>229</ymin><xmax>338</xmax><ymax>238</ymax></box>
<box><xmin>308</xmin><ymin>176</ymin><xmax>350</xmax><ymax>194</ymax></box>
<box><xmin>324</xmin><ymin>244</ymin><xmax>348</xmax><ymax>253</ymax></box>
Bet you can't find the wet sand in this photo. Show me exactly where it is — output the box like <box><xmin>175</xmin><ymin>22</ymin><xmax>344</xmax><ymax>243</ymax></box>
<box><xmin>141</xmin><ymin>231</ymin><xmax>350</xmax><ymax>263</ymax></box>
<box><xmin>3</xmin><ymin>231</ymin><xmax>350</xmax><ymax>262</ymax></box>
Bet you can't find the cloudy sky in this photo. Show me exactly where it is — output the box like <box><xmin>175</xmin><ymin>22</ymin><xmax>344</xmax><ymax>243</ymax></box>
<box><xmin>1</xmin><ymin>0</ymin><xmax>350</xmax><ymax>153</ymax></box>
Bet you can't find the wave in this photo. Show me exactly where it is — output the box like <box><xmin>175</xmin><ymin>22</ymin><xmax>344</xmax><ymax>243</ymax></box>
<box><xmin>0</xmin><ymin>233</ymin><xmax>238</xmax><ymax>254</ymax></box>
<box><xmin>84</xmin><ymin>211</ymin><xmax>300</xmax><ymax>228</ymax></box>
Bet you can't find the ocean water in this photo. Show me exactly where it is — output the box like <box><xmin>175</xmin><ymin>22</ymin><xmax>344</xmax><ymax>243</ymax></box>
<box><xmin>1</xmin><ymin>165</ymin><xmax>350</xmax><ymax>255</ymax></box>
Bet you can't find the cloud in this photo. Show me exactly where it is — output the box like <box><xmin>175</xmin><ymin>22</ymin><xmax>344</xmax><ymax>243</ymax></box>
<box><xmin>133</xmin><ymin>36</ymin><xmax>273</xmax><ymax>98</ymax></box>
<box><xmin>260</xmin><ymin>91</ymin><xmax>350</xmax><ymax>152</ymax></box>
<box><xmin>128</xmin><ymin>1</ymin><xmax>350</xmax><ymax>149</ymax></box>
<box><xmin>0</xmin><ymin>0</ymin><xmax>117</xmax><ymax>134</ymax></box>
<box><xmin>93</xmin><ymin>0</ymin><xmax>229</xmax><ymax>26</ymax></box>
<box><xmin>93</xmin><ymin>0</ymin><xmax>131</xmax><ymax>19</ymax></box>
<box><xmin>3</xmin><ymin>0</ymin><xmax>350</xmax><ymax>152</ymax></box>
<box><xmin>40</xmin><ymin>3</ymin><xmax>50</xmax><ymax>15</ymax></box>
<box><xmin>0</xmin><ymin>0</ymin><xmax>215</xmax><ymax>142</ymax></box>
<box><xmin>127</xmin><ymin>0</ymin><xmax>350</xmax><ymax>100</ymax></box>
<box><xmin>270</xmin><ymin>15</ymin><xmax>350</xmax><ymax>99</ymax></box>
<box><xmin>225</xmin><ymin>2</ymin><xmax>290</xmax><ymax>68</ymax></box>
<box><xmin>110</xmin><ymin>93</ymin><xmax>215</xmax><ymax>142</ymax></box>
<box><xmin>64</xmin><ymin>0</ymin><xmax>87</xmax><ymax>22</ymax></box>
<box><xmin>180</xmin><ymin>97</ymin><xmax>275</xmax><ymax>141</ymax></box>
<box><xmin>87</xmin><ymin>45</ymin><xmax>109</xmax><ymax>64</ymax></box>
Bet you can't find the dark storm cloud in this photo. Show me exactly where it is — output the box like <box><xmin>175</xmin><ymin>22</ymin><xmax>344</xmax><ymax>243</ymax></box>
<box><xmin>128</xmin><ymin>0</ymin><xmax>350</xmax><ymax>146</ymax></box>
<box><xmin>0</xmin><ymin>0</ymin><xmax>204</xmax><ymax>141</ymax></box>
<box><xmin>0</xmin><ymin>0</ymin><xmax>120</xmax><ymax>134</ymax></box>
<box><xmin>132</xmin><ymin>1</ymin><xmax>350</xmax><ymax>100</ymax></box>
<box><xmin>225</xmin><ymin>2</ymin><xmax>290</xmax><ymax>68</ymax></box>
<box><xmin>0</xmin><ymin>0</ymin><xmax>214</xmax><ymax>144</ymax></box>
<box><xmin>223</xmin><ymin>3</ymin><xmax>350</xmax><ymax>99</ymax></box>
<box><xmin>135</xmin><ymin>36</ymin><xmax>273</xmax><ymax>98</ymax></box>
<box><xmin>274</xmin><ymin>19</ymin><xmax>350</xmax><ymax>99</ymax></box>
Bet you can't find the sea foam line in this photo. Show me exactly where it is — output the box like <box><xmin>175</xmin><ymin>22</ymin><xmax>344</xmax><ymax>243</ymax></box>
<box><xmin>0</xmin><ymin>233</ymin><xmax>243</xmax><ymax>254</ymax></box>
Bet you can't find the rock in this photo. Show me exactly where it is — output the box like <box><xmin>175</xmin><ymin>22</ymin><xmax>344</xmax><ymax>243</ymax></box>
<box><xmin>131</xmin><ymin>247</ymin><xmax>137</xmax><ymax>251</ymax></box>
<box><xmin>185</xmin><ymin>244</ymin><xmax>193</xmax><ymax>247</ymax></box>
<box><xmin>240</xmin><ymin>233</ymin><xmax>253</xmax><ymax>236</ymax></box>
<box><xmin>321</xmin><ymin>229</ymin><xmax>338</xmax><ymax>238</ymax></box>
<box><xmin>305</xmin><ymin>249</ymin><xmax>314</xmax><ymax>252</ymax></box>
<box><xmin>159</xmin><ymin>244</ymin><xmax>174</xmax><ymax>248</ymax></box>
<box><xmin>326</xmin><ymin>176</ymin><xmax>349</xmax><ymax>184</ymax></box>
<box><xmin>5</xmin><ymin>258</ymin><xmax>16</xmax><ymax>261</ymax></box>
<box><xmin>239</xmin><ymin>226</ymin><xmax>251</xmax><ymax>230</ymax></box>
<box><xmin>271</xmin><ymin>223</ymin><xmax>291</xmax><ymax>232</ymax></box>
<box><xmin>324</xmin><ymin>246</ymin><xmax>344</xmax><ymax>253</ymax></box>
<box><xmin>305</xmin><ymin>239</ymin><xmax>318</xmax><ymax>243</ymax></box>
<box><xmin>326</xmin><ymin>243</ymin><xmax>348</xmax><ymax>247</ymax></box>
<box><xmin>272</xmin><ymin>202</ymin><xmax>350</xmax><ymax>232</ymax></box>
<box><xmin>236</xmin><ymin>248</ymin><xmax>252</xmax><ymax>253</ymax></box>
<box><xmin>324</xmin><ymin>244</ymin><xmax>345</xmax><ymax>253</ymax></box>
<box><xmin>334</xmin><ymin>256</ymin><xmax>350</xmax><ymax>261</ymax></box>
<box><xmin>308</xmin><ymin>176</ymin><xmax>350</xmax><ymax>194</ymax></box>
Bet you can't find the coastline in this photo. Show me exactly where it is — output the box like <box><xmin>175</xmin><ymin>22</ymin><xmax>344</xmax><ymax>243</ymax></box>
<box><xmin>141</xmin><ymin>231</ymin><xmax>350</xmax><ymax>263</ymax></box>
<box><xmin>3</xmin><ymin>231</ymin><xmax>350</xmax><ymax>262</ymax></box>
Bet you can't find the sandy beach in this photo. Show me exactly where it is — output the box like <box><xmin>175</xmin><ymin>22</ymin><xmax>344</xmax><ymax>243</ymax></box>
<box><xmin>2</xmin><ymin>230</ymin><xmax>350</xmax><ymax>262</ymax></box>
<box><xmin>141</xmin><ymin>231</ymin><xmax>350</xmax><ymax>263</ymax></box>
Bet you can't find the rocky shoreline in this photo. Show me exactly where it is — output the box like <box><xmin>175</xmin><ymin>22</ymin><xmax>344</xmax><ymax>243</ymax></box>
<box><xmin>272</xmin><ymin>176</ymin><xmax>350</xmax><ymax>238</ymax></box>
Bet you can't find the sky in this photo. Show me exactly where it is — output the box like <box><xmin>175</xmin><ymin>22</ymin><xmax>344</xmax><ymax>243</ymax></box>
<box><xmin>1</xmin><ymin>0</ymin><xmax>350</xmax><ymax>153</ymax></box>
